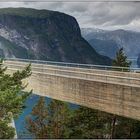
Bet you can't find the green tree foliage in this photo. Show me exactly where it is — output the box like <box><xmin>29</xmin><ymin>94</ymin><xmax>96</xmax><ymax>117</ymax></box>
<box><xmin>47</xmin><ymin>99</ymin><xmax>71</xmax><ymax>139</ymax></box>
<box><xmin>68</xmin><ymin>106</ymin><xmax>118</xmax><ymax>139</ymax></box>
<box><xmin>112</xmin><ymin>48</ymin><xmax>131</xmax><ymax>71</ymax></box>
<box><xmin>67</xmin><ymin>106</ymin><xmax>103</xmax><ymax>138</ymax></box>
<box><xmin>0</xmin><ymin>59</ymin><xmax>31</xmax><ymax>138</ymax></box>
<box><xmin>111</xmin><ymin>48</ymin><xmax>132</xmax><ymax>138</ymax></box>
<box><xmin>114</xmin><ymin>116</ymin><xmax>140</xmax><ymax>139</ymax></box>
<box><xmin>26</xmin><ymin>98</ymin><xmax>71</xmax><ymax>139</ymax></box>
<box><xmin>0</xmin><ymin>118</ymin><xmax>15</xmax><ymax>139</ymax></box>
<box><xmin>26</xmin><ymin>97</ymin><xmax>140</xmax><ymax>139</ymax></box>
<box><xmin>67</xmin><ymin>106</ymin><xmax>140</xmax><ymax>139</ymax></box>
<box><xmin>26</xmin><ymin>97</ymin><xmax>48</xmax><ymax>139</ymax></box>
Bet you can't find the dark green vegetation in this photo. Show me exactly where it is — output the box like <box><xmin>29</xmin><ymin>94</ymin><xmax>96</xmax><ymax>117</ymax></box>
<box><xmin>0</xmin><ymin>8</ymin><xmax>54</xmax><ymax>18</ymax></box>
<box><xmin>26</xmin><ymin>97</ymin><xmax>48</xmax><ymax>138</ymax></box>
<box><xmin>25</xmin><ymin>97</ymin><xmax>140</xmax><ymax>139</ymax></box>
<box><xmin>112</xmin><ymin>48</ymin><xmax>131</xmax><ymax>71</ymax></box>
<box><xmin>0</xmin><ymin>8</ymin><xmax>111</xmax><ymax>65</ymax></box>
<box><xmin>26</xmin><ymin>98</ymin><xmax>71</xmax><ymax>139</ymax></box>
<box><xmin>0</xmin><ymin>59</ymin><xmax>31</xmax><ymax>138</ymax></box>
<box><xmin>113</xmin><ymin>48</ymin><xmax>131</xmax><ymax>67</ymax></box>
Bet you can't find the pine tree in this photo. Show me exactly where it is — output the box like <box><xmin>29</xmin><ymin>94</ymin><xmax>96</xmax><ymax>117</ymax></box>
<box><xmin>0</xmin><ymin>59</ymin><xmax>31</xmax><ymax>138</ymax></box>
<box><xmin>0</xmin><ymin>119</ymin><xmax>15</xmax><ymax>139</ymax></box>
<box><xmin>110</xmin><ymin>48</ymin><xmax>132</xmax><ymax>138</ymax></box>
<box><xmin>26</xmin><ymin>97</ymin><xmax>48</xmax><ymax>139</ymax></box>
<box><xmin>112</xmin><ymin>48</ymin><xmax>131</xmax><ymax>71</ymax></box>
<box><xmin>67</xmin><ymin>106</ymin><xmax>107</xmax><ymax>139</ymax></box>
<box><xmin>26</xmin><ymin>98</ymin><xmax>71</xmax><ymax>139</ymax></box>
<box><xmin>47</xmin><ymin>99</ymin><xmax>71</xmax><ymax>139</ymax></box>
<box><xmin>115</xmin><ymin>117</ymin><xmax>137</xmax><ymax>138</ymax></box>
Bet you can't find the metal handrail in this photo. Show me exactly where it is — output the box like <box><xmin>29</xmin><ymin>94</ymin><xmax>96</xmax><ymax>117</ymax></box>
<box><xmin>5</xmin><ymin>57</ymin><xmax>140</xmax><ymax>72</ymax></box>
<box><xmin>7</xmin><ymin>67</ymin><xmax>140</xmax><ymax>88</ymax></box>
<box><xmin>6</xmin><ymin>63</ymin><xmax>140</xmax><ymax>81</ymax></box>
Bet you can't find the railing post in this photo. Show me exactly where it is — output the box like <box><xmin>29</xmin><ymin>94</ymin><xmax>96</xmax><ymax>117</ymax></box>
<box><xmin>77</xmin><ymin>64</ymin><xmax>79</xmax><ymax>68</ymax></box>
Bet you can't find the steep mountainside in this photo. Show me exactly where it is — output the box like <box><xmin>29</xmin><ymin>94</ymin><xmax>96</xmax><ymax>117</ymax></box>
<box><xmin>0</xmin><ymin>8</ymin><xmax>111</xmax><ymax>65</ymax></box>
<box><xmin>0</xmin><ymin>36</ymin><xmax>28</xmax><ymax>58</ymax></box>
<box><xmin>87</xmin><ymin>38</ymin><xmax>119</xmax><ymax>58</ymax></box>
<box><xmin>82</xmin><ymin>28</ymin><xmax>140</xmax><ymax>59</ymax></box>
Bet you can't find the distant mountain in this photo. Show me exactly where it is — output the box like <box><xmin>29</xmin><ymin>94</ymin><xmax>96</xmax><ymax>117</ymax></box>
<box><xmin>81</xmin><ymin>28</ymin><xmax>106</xmax><ymax>37</ymax></box>
<box><xmin>87</xmin><ymin>38</ymin><xmax>119</xmax><ymax>59</ymax></box>
<box><xmin>81</xmin><ymin>28</ymin><xmax>140</xmax><ymax>59</ymax></box>
<box><xmin>0</xmin><ymin>8</ymin><xmax>111</xmax><ymax>65</ymax></box>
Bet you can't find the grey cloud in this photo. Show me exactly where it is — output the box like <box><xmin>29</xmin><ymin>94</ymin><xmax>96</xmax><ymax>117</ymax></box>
<box><xmin>0</xmin><ymin>1</ymin><xmax>140</xmax><ymax>31</ymax></box>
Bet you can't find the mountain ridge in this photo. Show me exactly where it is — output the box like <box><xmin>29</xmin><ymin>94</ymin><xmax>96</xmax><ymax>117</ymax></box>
<box><xmin>82</xmin><ymin>28</ymin><xmax>140</xmax><ymax>59</ymax></box>
<box><xmin>0</xmin><ymin>8</ymin><xmax>111</xmax><ymax>65</ymax></box>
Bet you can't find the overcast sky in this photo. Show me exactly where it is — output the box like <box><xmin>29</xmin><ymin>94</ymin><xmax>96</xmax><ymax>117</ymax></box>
<box><xmin>0</xmin><ymin>1</ymin><xmax>139</xmax><ymax>31</ymax></box>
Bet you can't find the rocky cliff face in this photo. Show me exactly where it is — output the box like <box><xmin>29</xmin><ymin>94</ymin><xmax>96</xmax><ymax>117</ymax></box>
<box><xmin>0</xmin><ymin>8</ymin><xmax>111</xmax><ymax>65</ymax></box>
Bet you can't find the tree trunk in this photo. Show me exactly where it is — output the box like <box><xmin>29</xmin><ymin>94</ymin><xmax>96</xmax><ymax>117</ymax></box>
<box><xmin>110</xmin><ymin>115</ymin><xmax>117</xmax><ymax>139</ymax></box>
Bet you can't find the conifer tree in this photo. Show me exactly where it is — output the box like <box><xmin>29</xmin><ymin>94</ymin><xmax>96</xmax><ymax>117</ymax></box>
<box><xmin>26</xmin><ymin>97</ymin><xmax>48</xmax><ymax>139</ymax></box>
<box><xmin>112</xmin><ymin>48</ymin><xmax>131</xmax><ymax>71</ymax></box>
<box><xmin>26</xmin><ymin>98</ymin><xmax>71</xmax><ymax>139</ymax></box>
<box><xmin>47</xmin><ymin>99</ymin><xmax>71</xmax><ymax>139</ymax></box>
<box><xmin>110</xmin><ymin>48</ymin><xmax>131</xmax><ymax>138</ymax></box>
<box><xmin>115</xmin><ymin>116</ymin><xmax>140</xmax><ymax>138</ymax></box>
<box><xmin>67</xmin><ymin>106</ymin><xmax>107</xmax><ymax>139</ymax></box>
<box><xmin>0</xmin><ymin>59</ymin><xmax>31</xmax><ymax>138</ymax></box>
